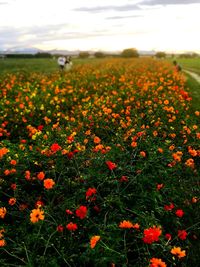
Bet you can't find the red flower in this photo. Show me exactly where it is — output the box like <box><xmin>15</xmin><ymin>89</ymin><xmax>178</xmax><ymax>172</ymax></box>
<box><xmin>120</xmin><ymin>176</ymin><xmax>128</xmax><ymax>182</ymax></box>
<box><xmin>142</xmin><ymin>226</ymin><xmax>162</xmax><ymax>244</ymax></box>
<box><xmin>164</xmin><ymin>203</ymin><xmax>174</xmax><ymax>211</ymax></box>
<box><xmin>175</xmin><ymin>209</ymin><xmax>184</xmax><ymax>217</ymax></box>
<box><xmin>57</xmin><ymin>225</ymin><xmax>64</xmax><ymax>232</ymax></box>
<box><xmin>178</xmin><ymin>230</ymin><xmax>187</xmax><ymax>240</ymax></box>
<box><xmin>66</xmin><ymin>209</ymin><xmax>73</xmax><ymax>215</ymax></box>
<box><xmin>37</xmin><ymin>125</ymin><xmax>44</xmax><ymax>131</ymax></box>
<box><xmin>106</xmin><ymin>161</ymin><xmax>117</xmax><ymax>170</ymax></box>
<box><xmin>50</xmin><ymin>143</ymin><xmax>61</xmax><ymax>152</ymax></box>
<box><xmin>93</xmin><ymin>205</ymin><xmax>101</xmax><ymax>213</ymax></box>
<box><xmin>86</xmin><ymin>188</ymin><xmax>97</xmax><ymax>199</ymax></box>
<box><xmin>67</xmin><ymin>152</ymin><xmax>74</xmax><ymax>159</ymax></box>
<box><xmin>66</xmin><ymin>222</ymin><xmax>78</xmax><ymax>231</ymax></box>
<box><xmin>75</xmin><ymin>205</ymin><xmax>88</xmax><ymax>219</ymax></box>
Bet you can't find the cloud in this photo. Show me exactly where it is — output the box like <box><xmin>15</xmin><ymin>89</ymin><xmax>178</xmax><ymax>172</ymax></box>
<box><xmin>0</xmin><ymin>24</ymin><xmax>115</xmax><ymax>50</ymax></box>
<box><xmin>106</xmin><ymin>14</ymin><xmax>142</xmax><ymax>20</ymax></box>
<box><xmin>140</xmin><ymin>0</ymin><xmax>200</xmax><ymax>6</ymax></box>
<box><xmin>73</xmin><ymin>4</ymin><xmax>141</xmax><ymax>13</ymax></box>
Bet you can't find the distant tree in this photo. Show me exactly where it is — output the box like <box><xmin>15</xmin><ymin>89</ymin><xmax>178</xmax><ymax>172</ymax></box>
<box><xmin>79</xmin><ymin>52</ymin><xmax>90</xmax><ymax>59</ymax></box>
<box><xmin>155</xmin><ymin>52</ymin><xmax>166</xmax><ymax>58</ymax></box>
<box><xmin>121</xmin><ymin>48</ymin><xmax>139</xmax><ymax>58</ymax></box>
<box><xmin>94</xmin><ymin>52</ymin><xmax>105</xmax><ymax>58</ymax></box>
<box><xmin>6</xmin><ymin>54</ymin><xmax>34</xmax><ymax>58</ymax></box>
<box><xmin>179</xmin><ymin>52</ymin><xmax>199</xmax><ymax>58</ymax></box>
<box><xmin>35</xmin><ymin>52</ymin><xmax>51</xmax><ymax>58</ymax></box>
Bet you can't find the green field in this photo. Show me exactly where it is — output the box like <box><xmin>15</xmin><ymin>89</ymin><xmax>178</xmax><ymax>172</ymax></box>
<box><xmin>0</xmin><ymin>58</ymin><xmax>62</xmax><ymax>74</ymax></box>
<box><xmin>0</xmin><ymin>57</ymin><xmax>106</xmax><ymax>75</ymax></box>
<box><xmin>178</xmin><ymin>58</ymin><xmax>200</xmax><ymax>75</ymax></box>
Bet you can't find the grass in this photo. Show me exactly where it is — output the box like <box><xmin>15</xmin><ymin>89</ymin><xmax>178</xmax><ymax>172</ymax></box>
<box><xmin>184</xmin><ymin>73</ymin><xmax>200</xmax><ymax>111</ymax></box>
<box><xmin>177</xmin><ymin>58</ymin><xmax>200</xmax><ymax>75</ymax></box>
<box><xmin>0</xmin><ymin>57</ymin><xmax>109</xmax><ymax>75</ymax></box>
<box><xmin>0</xmin><ymin>58</ymin><xmax>60</xmax><ymax>74</ymax></box>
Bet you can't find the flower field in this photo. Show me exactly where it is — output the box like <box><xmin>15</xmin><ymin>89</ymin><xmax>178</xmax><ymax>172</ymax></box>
<box><xmin>0</xmin><ymin>58</ymin><xmax>199</xmax><ymax>266</ymax></box>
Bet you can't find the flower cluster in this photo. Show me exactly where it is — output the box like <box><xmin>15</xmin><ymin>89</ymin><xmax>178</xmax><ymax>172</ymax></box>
<box><xmin>0</xmin><ymin>58</ymin><xmax>199</xmax><ymax>266</ymax></box>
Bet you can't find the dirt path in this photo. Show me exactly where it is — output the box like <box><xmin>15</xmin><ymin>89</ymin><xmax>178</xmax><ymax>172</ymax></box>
<box><xmin>184</xmin><ymin>70</ymin><xmax>200</xmax><ymax>83</ymax></box>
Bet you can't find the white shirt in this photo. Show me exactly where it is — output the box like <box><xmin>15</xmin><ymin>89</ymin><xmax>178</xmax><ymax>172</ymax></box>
<box><xmin>57</xmin><ymin>56</ymin><xmax>66</xmax><ymax>66</ymax></box>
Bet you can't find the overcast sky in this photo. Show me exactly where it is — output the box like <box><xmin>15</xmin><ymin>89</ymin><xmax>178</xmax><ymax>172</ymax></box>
<box><xmin>0</xmin><ymin>0</ymin><xmax>200</xmax><ymax>52</ymax></box>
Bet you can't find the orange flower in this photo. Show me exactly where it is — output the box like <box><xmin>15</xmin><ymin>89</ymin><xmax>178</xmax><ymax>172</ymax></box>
<box><xmin>10</xmin><ymin>159</ymin><xmax>17</xmax><ymax>165</ymax></box>
<box><xmin>37</xmin><ymin>171</ymin><xmax>45</xmax><ymax>180</ymax></box>
<box><xmin>0</xmin><ymin>239</ymin><xmax>6</xmax><ymax>247</ymax></box>
<box><xmin>8</xmin><ymin>197</ymin><xmax>16</xmax><ymax>206</ymax></box>
<box><xmin>90</xmin><ymin>235</ymin><xmax>100</xmax><ymax>249</ymax></box>
<box><xmin>188</xmin><ymin>147</ymin><xmax>197</xmax><ymax>157</ymax></box>
<box><xmin>150</xmin><ymin>257</ymin><xmax>167</xmax><ymax>267</ymax></box>
<box><xmin>132</xmin><ymin>223</ymin><xmax>140</xmax><ymax>230</ymax></box>
<box><xmin>140</xmin><ymin>151</ymin><xmax>146</xmax><ymax>157</ymax></box>
<box><xmin>0</xmin><ymin>207</ymin><xmax>7</xmax><ymax>219</ymax></box>
<box><xmin>185</xmin><ymin>158</ymin><xmax>195</xmax><ymax>168</ymax></box>
<box><xmin>157</xmin><ymin>148</ymin><xmax>163</xmax><ymax>153</ymax></box>
<box><xmin>169</xmin><ymin>145</ymin><xmax>175</xmax><ymax>151</ymax></box>
<box><xmin>171</xmin><ymin>247</ymin><xmax>186</xmax><ymax>258</ymax></box>
<box><xmin>43</xmin><ymin>178</ymin><xmax>55</xmax><ymax>189</ymax></box>
<box><xmin>119</xmin><ymin>220</ymin><xmax>134</xmax><ymax>229</ymax></box>
<box><xmin>25</xmin><ymin>170</ymin><xmax>31</xmax><ymax>180</ymax></box>
<box><xmin>0</xmin><ymin>147</ymin><xmax>9</xmax><ymax>159</ymax></box>
<box><xmin>131</xmin><ymin>141</ymin><xmax>137</xmax><ymax>148</ymax></box>
<box><xmin>93</xmin><ymin>136</ymin><xmax>101</xmax><ymax>144</ymax></box>
<box><xmin>30</xmin><ymin>208</ymin><xmax>45</xmax><ymax>223</ymax></box>
<box><xmin>172</xmin><ymin>151</ymin><xmax>183</xmax><ymax>162</ymax></box>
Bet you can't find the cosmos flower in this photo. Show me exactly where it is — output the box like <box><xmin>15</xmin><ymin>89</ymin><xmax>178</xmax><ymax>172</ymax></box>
<box><xmin>43</xmin><ymin>178</ymin><xmax>55</xmax><ymax>189</ymax></box>
<box><xmin>171</xmin><ymin>247</ymin><xmax>186</xmax><ymax>258</ymax></box>
<box><xmin>66</xmin><ymin>222</ymin><xmax>78</xmax><ymax>231</ymax></box>
<box><xmin>150</xmin><ymin>257</ymin><xmax>167</xmax><ymax>267</ymax></box>
<box><xmin>30</xmin><ymin>208</ymin><xmax>45</xmax><ymax>223</ymax></box>
<box><xmin>90</xmin><ymin>236</ymin><xmax>100</xmax><ymax>249</ymax></box>
<box><xmin>142</xmin><ymin>226</ymin><xmax>162</xmax><ymax>244</ymax></box>
<box><xmin>75</xmin><ymin>205</ymin><xmax>88</xmax><ymax>219</ymax></box>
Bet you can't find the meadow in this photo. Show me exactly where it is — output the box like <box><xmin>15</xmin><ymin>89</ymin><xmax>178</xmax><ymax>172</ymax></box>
<box><xmin>178</xmin><ymin>58</ymin><xmax>200</xmax><ymax>75</ymax></box>
<box><xmin>0</xmin><ymin>57</ymin><xmax>199</xmax><ymax>267</ymax></box>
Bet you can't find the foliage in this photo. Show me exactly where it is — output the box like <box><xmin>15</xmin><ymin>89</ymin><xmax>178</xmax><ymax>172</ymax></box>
<box><xmin>179</xmin><ymin>53</ymin><xmax>199</xmax><ymax>58</ymax></box>
<box><xmin>155</xmin><ymin>52</ymin><xmax>166</xmax><ymax>58</ymax></box>
<box><xmin>79</xmin><ymin>52</ymin><xmax>90</xmax><ymax>59</ymax></box>
<box><xmin>121</xmin><ymin>48</ymin><xmax>139</xmax><ymax>58</ymax></box>
<box><xmin>0</xmin><ymin>58</ymin><xmax>200</xmax><ymax>267</ymax></box>
<box><xmin>94</xmin><ymin>52</ymin><xmax>105</xmax><ymax>58</ymax></box>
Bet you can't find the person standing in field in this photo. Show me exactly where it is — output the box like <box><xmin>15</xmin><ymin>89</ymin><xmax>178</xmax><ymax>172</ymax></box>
<box><xmin>65</xmin><ymin>56</ymin><xmax>73</xmax><ymax>71</ymax></box>
<box><xmin>57</xmin><ymin>56</ymin><xmax>66</xmax><ymax>71</ymax></box>
<box><xmin>173</xmin><ymin>60</ymin><xmax>182</xmax><ymax>72</ymax></box>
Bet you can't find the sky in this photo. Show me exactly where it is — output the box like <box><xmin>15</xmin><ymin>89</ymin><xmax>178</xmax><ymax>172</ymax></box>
<box><xmin>0</xmin><ymin>0</ymin><xmax>200</xmax><ymax>53</ymax></box>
